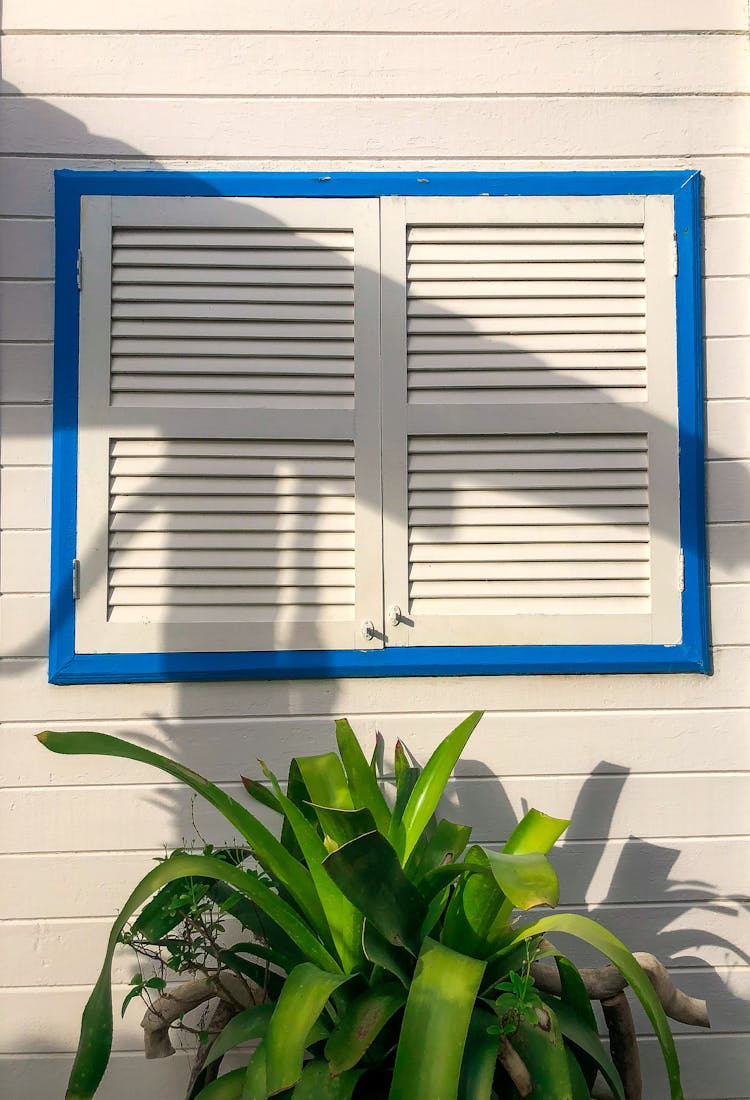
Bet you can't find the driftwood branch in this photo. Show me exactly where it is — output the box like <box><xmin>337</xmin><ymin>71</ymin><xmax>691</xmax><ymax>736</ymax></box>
<box><xmin>141</xmin><ymin>974</ymin><xmax>265</xmax><ymax>1059</ymax></box>
<box><xmin>602</xmin><ymin>992</ymin><xmax>642</xmax><ymax>1100</ymax></box>
<box><xmin>531</xmin><ymin>951</ymin><xmax>710</xmax><ymax>1028</ymax></box>
<box><xmin>498</xmin><ymin>1036</ymin><xmax>533</xmax><ymax>1097</ymax></box>
<box><xmin>185</xmin><ymin>998</ymin><xmax>239</xmax><ymax>1093</ymax></box>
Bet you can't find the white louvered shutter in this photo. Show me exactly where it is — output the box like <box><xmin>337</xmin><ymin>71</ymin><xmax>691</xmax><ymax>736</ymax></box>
<box><xmin>380</xmin><ymin>195</ymin><xmax>682</xmax><ymax>647</ymax></box>
<box><xmin>74</xmin><ymin>196</ymin><xmax>383</xmax><ymax>654</ymax></box>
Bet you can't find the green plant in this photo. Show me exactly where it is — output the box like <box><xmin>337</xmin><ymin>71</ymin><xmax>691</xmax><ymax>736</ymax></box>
<box><xmin>38</xmin><ymin>714</ymin><xmax>687</xmax><ymax>1100</ymax></box>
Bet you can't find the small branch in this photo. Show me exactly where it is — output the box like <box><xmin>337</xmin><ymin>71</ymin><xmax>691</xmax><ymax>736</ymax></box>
<box><xmin>531</xmin><ymin>951</ymin><xmax>710</xmax><ymax>1027</ymax></box>
<box><xmin>602</xmin><ymin>991</ymin><xmax>642</xmax><ymax>1100</ymax></box>
<box><xmin>185</xmin><ymin>998</ymin><xmax>238</xmax><ymax>1094</ymax></box>
<box><xmin>498</xmin><ymin>1037</ymin><xmax>533</xmax><ymax>1097</ymax></box>
<box><xmin>141</xmin><ymin>974</ymin><xmax>264</xmax><ymax>1059</ymax></box>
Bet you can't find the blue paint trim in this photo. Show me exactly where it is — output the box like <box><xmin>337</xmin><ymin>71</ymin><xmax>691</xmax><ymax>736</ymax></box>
<box><xmin>49</xmin><ymin>170</ymin><xmax>709</xmax><ymax>684</ymax></box>
<box><xmin>50</xmin><ymin>643</ymin><xmax>705</xmax><ymax>685</ymax></box>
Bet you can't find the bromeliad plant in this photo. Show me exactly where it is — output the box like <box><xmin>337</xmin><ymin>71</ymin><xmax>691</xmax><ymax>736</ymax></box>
<box><xmin>39</xmin><ymin>714</ymin><xmax>688</xmax><ymax>1100</ymax></box>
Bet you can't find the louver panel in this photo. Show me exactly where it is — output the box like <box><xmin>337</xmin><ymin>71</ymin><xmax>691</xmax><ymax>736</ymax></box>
<box><xmin>406</xmin><ymin>219</ymin><xmax>647</xmax><ymax>404</ymax></box>
<box><xmin>407</xmin><ymin>434</ymin><xmax>651</xmax><ymax>617</ymax></box>
<box><xmin>107</xmin><ymin>439</ymin><xmax>356</xmax><ymax>624</ymax></box>
<box><xmin>110</xmin><ymin>224</ymin><xmax>355</xmax><ymax>408</ymax></box>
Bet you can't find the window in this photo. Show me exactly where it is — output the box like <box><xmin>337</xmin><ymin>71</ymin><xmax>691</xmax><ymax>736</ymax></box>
<box><xmin>50</xmin><ymin>171</ymin><xmax>708</xmax><ymax>683</ymax></box>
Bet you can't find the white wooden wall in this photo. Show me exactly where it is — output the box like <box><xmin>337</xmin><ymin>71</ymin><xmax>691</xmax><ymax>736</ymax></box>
<box><xmin>1</xmin><ymin>3</ymin><xmax>749</xmax><ymax>1097</ymax></box>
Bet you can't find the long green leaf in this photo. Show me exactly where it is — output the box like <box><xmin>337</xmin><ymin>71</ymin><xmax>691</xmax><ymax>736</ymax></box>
<box><xmin>389</xmin><ymin>938</ymin><xmax>486</xmax><ymax>1100</ymax></box>
<box><xmin>566</xmin><ymin>1047</ymin><xmax>593</xmax><ymax>1100</ymax></box>
<box><xmin>261</xmin><ymin>963</ymin><xmax>349</xmax><ymax>1096</ymax></box>
<box><xmin>491</xmin><ymin>913</ymin><xmax>684</xmax><ymax>1100</ymax></box>
<box><xmin>554</xmin><ymin>955</ymin><xmax>600</xmax><ymax>1091</ymax></box>
<box><xmin>295</xmin><ymin>752</ymin><xmax>355</xmax><ymax>811</ymax></box>
<box><xmin>310</xmin><ymin>804</ymin><xmax>378</xmax><ymax>850</ymax></box>
<box><xmin>457</xmin><ymin>1005</ymin><xmax>499</xmax><ymax>1100</ymax></box>
<box><xmin>362</xmin><ymin>922</ymin><xmax>413</xmax><ymax>988</ymax></box>
<box><xmin>241</xmin><ymin>775</ymin><xmax>283</xmax><ymax>815</ymax></box>
<box><xmin>58</xmin><ymin>852</ymin><xmax>339</xmax><ymax>1100</ymax></box>
<box><xmin>484</xmin><ymin>850</ymin><xmax>559</xmax><ymax>911</ymax></box>
<box><xmin>205</xmin><ymin>1004</ymin><xmax>275</xmax><ymax>1067</ymax></box>
<box><xmin>335</xmin><ymin>719</ymin><xmax>391</xmax><ymax>834</ymax></box>
<box><xmin>132</xmin><ymin>847</ymin><xmax>251</xmax><ymax>940</ymax></box>
<box><xmin>325</xmin><ymin>983</ymin><xmax>406</xmax><ymax>1074</ymax></box>
<box><xmin>37</xmin><ymin>731</ymin><xmax>322</xmax><ymax>930</ymax></box>
<box><xmin>507</xmin><ymin>1003</ymin><xmax>572</xmax><ymax>1100</ymax></box>
<box><xmin>491</xmin><ymin>808</ymin><xmax>569</xmax><ymax>931</ymax></box>
<box><xmin>543</xmin><ymin>996</ymin><xmax>625</xmax><ymax>1100</ymax></box>
<box><xmin>503</xmin><ymin>809</ymin><xmax>569</xmax><ymax>856</ymax></box>
<box><xmin>194</xmin><ymin>1068</ymin><xmax>246</xmax><ymax>1100</ymax></box>
<box><xmin>396</xmin><ymin>712</ymin><xmax>483</xmax><ymax>864</ymax></box>
<box><xmin>323</xmin><ymin>831</ymin><xmax>427</xmax><ymax>955</ymax></box>
<box><xmin>408</xmin><ymin>819</ymin><xmax>472</xmax><ymax>880</ymax></box>
<box><xmin>261</xmin><ymin>761</ymin><xmax>363</xmax><ymax>972</ymax></box>
<box><xmin>441</xmin><ymin>848</ymin><xmax>505</xmax><ymax>959</ymax></box>
<box><xmin>291</xmin><ymin>1061</ymin><xmax>363</xmax><ymax>1099</ymax></box>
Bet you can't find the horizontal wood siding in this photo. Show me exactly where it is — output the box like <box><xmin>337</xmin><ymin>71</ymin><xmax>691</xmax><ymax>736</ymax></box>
<box><xmin>0</xmin><ymin>6</ymin><xmax>748</xmax><ymax>1098</ymax></box>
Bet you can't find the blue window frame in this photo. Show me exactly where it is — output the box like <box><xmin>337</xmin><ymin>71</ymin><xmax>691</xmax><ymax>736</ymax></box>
<box><xmin>50</xmin><ymin>170</ymin><xmax>708</xmax><ymax>683</ymax></box>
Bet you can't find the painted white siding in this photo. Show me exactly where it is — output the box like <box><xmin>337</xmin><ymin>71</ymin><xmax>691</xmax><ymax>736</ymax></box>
<box><xmin>0</xmin><ymin>4</ymin><xmax>748</xmax><ymax>1098</ymax></box>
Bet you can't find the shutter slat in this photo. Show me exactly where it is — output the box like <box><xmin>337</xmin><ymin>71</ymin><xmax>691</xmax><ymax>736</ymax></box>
<box><xmin>408</xmin><ymin>489</ymin><xmax>649</xmax><ymax>508</ymax></box>
<box><xmin>111</xmin><ymin>475</ymin><xmax>354</xmax><ymax>495</ymax></box>
<box><xmin>111</xmin><ymin>456</ymin><xmax>353</xmax><ymax>476</ymax></box>
<box><xmin>113</xmin><ymin>301</ymin><xmax>354</xmax><ymax>321</ymax></box>
<box><xmin>407</xmin><ymin>262</ymin><xmax>644</xmax><ymax>280</ymax></box>
<box><xmin>110</xmin><ymin>530</ymin><xmax>355</xmax><ymax>550</ymax></box>
<box><xmin>407</xmin><ymin>243</ymin><xmax>644</xmax><ymax>262</ymax></box>
<box><xmin>109</xmin><ymin>586</ymin><xmax>356</xmax><ymax>606</ymax></box>
<box><xmin>111</xmin><ymin>493</ymin><xmax>355</xmax><ymax>513</ymax></box>
<box><xmin>113</xmin><ymin>247</ymin><xmax>353</xmax><ymax>269</ymax></box>
<box><xmin>111</xmin><ymin>339</ymin><xmax>354</xmax><ymax>358</ymax></box>
<box><xmin>112</xmin><ymin>283</ymin><xmax>354</xmax><ymax>303</ymax></box>
<box><xmin>111</xmin><ymin>356</ymin><xmax>355</xmax><ymax>377</ymax></box>
<box><xmin>408</xmin><ymin>596</ymin><xmax>651</xmax><ymax>616</ymax></box>
<box><xmin>111</xmin><ymin>568</ymin><xmax>355</xmax><ymax>588</ymax></box>
<box><xmin>410</xmin><ymin>561</ymin><xmax>649</xmax><ymax>581</ymax></box>
<box><xmin>407</xmin><ymin>315</ymin><xmax>645</xmax><ymax>335</ymax></box>
<box><xmin>111</xmin><ymin>439</ymin><xmax>353</xmax><ymax>458</ymax></box>
<box><xmin>110</xmin><ymin>320</ymin><xmax>353</xmax><ymax>339</ymax></box>
<box><xmin>113</xmin><ymin>266</ymin><xmax>354</xmax><ymax>286</ymax></box>
<box><xmin>408</xmin><ymin>296</ymin><xmax>644</xmax><ymax>316</ymax></box>
<box><xmin>409</xmin><ymin>470</ymin><xmax>647</xmax><ymax>490</ymax></box>
<box><xmin>409</xmin><ymin>542</ymin><xmax>648</xmax><ymax>562</ymax></box>
<box><xmin>407</xmin><ymin>334</ymin><xmax>646</xmax><ymax>353</ymax></box>
<box><xmin>113</xmin><ymin>229</ymin><xmax>353</xmax><ymax>249</ymax></box>
<box><xmin>111</xmin><ymin>374</ymin><xmax>354</xmax><ymax>395</ymax></box>
<box><xmin>409</xmin><ymin>524</ymin><xmax>648</xmax><ymax>544</ymax></box>
<box><xmin>409</xmin><ymin>351</ymin><xmax>646</xmax><ymax>371</ymax></box>
<box><xmin>408</xmin><ymin>226</ymin><xmax>644</xmax><ymax>243</ymax></box>
<box><xmin>110</xmin><ymin>548</ymin><xmax>355</xmax><ymax>568</ymax></box>
<box><xmin>408</xmin><ymin>279</ymin><xmax>645</xmax><ymax>299</ymax></box>
<box><xmin>410</xmin><ymin>578</ymin><xmax>650</xmax><ymax>597</ymax></box>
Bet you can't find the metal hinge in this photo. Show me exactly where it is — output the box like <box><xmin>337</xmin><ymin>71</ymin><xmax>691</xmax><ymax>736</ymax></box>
<box><xmin>672</xmin><ymin>233</ymin><xmax>678</xmax><ymax>277</ymax></box>
<box><xmin>678</xmin><ymin>550</ymin><xmax>685</xmax><ymax>593</ymax></box>
<box><xmin>76</xmin><ymin>249</ymin><xmax>83</xmax><ymax>290</ymax></box>
<box><xmin>72</xmin><ymin>559</ymin><xmax>81</xmax><ymax>600</ymax></box>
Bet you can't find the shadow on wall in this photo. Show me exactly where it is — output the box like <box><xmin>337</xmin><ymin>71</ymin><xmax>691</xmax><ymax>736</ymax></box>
<box><xmin>0</xmin><ymin>76</ymin><xmax>748</xmax><ymax>1084</ymax></box>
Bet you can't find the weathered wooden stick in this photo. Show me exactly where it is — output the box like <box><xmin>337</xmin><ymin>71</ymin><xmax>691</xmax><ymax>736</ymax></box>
<box><xmin>531</xmin><ymin>951</ymin><xmax>710</xmax><ymax>1027</ymax></box>
<box><xmin>141</xmin><ymin>974</ymin><xmax>263</xmax><ymax>1059</ymax></box>
<box><xmin>185</xmin><ymin>998</ymin><xmax>238</xmax><ymax>1092</ymax></box>
<box><xmin>602</xmin><ymin>991</ymin><xmax>642</xmax><ymax>1100</ymax></box>
<box><xmin>498</xmin><ymin>1036</ymin><xmax>533</xmax><ymax>1097</ymax></box>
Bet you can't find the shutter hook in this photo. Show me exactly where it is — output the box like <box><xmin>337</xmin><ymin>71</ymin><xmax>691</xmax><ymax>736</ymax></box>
<box><xmin>361</xmin><ymin>619</ymin><xmax>375</xmax><ymax>641</ymax></box>
<box><xmin>388</xmin><ymin>604</ymin><xmax>402</xmax><ymax>627</ymax></box>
